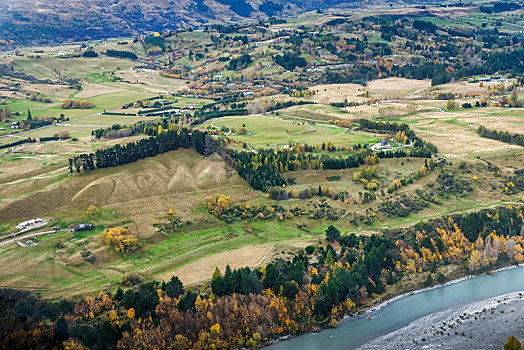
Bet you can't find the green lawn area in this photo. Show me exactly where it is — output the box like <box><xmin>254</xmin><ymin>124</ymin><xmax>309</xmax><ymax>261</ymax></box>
<box><xmin>0</xmin><ymin>89</ymin><xmax>156</xmax><ymax>139</ymax></box>
<box><xmin>204</xmin><ymin>114</ymin><xmax>380</xmax><ymax>148</ymax></box>
<box><xmin>13</xmin><ymin>55</ymin><xmax>138</xmax><ymax>81</ymax></box>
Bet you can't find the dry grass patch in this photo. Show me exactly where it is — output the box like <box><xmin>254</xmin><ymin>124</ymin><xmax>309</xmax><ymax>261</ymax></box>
<box><xmin>0</xmin><ymin>149</ymin><xmax>253</xmax><ymax>236</ymax></box>
<box><xmin>458</xmin><ymin>115</ymin><xmax>524</xmax><ymax>135</ymax></box>
<box><xmin>310</xmin><ymin>83</ymin><xmax>367</xmax><ymax>104</ymax></box>
<box><xmin>115</xmin><ymin>68</ymin><xmax>187</xmax><ymax>93</ymax></box>
<box><xmin>162</xmin><ymin>244</ymin><xmax>274</xmax><ymax>286</ymax></box>
<box><xmin>414</xmin><ymin>122</ymin><xmax>522</xmax><ymax>160</ymax></box>
<box><xmin>367</xmin><ymin>78</ymin><xmax>431</xmax><ymax>99</ymax></box>
<box><xmin>75</xmin><ymin>84</ymin><xmax>125</xmax><ymax>98</ymax></box>
<box><xmin>429</xmin><ymin>79</ymin><xmax>517</xmax><ymax>97</ymax></box>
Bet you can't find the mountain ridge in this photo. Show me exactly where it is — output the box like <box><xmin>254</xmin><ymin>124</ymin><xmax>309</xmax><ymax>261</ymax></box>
<box><xmin>0</xmin><ymin>0</ymin><xmax>419</xmax><ymax>46</ymax></box>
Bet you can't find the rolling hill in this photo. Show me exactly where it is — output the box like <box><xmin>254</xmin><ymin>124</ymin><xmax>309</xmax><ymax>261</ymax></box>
<box><xmin>0</xmin><ymin>0</ymin><xmax>416</xmax><ymax>46</ymax></box>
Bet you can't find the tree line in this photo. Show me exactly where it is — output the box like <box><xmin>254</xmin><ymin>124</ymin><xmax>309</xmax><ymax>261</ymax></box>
<box><xmin>69</xmin><ymin>128</ymin><xmax>217</xmax><ymax>173</ymax></box>
<box><xmin>477</xmin><ymin>125</ymin><xmax>524</xmax><ymax>147</ymax></box>
<box><xmin>105</xmin><ymin>49</ymin><xmax>138</xmax><ymax>60</ymax></box>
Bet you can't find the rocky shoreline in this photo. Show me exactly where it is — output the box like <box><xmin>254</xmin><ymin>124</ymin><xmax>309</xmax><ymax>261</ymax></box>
<box><xmin>358</xmin><ymin>291</ymin><xmax>524</xmax><ymax>349</ymax></box>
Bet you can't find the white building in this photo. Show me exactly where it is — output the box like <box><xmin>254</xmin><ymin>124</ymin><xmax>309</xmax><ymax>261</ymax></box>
<box><xmin>16</xmin><ymin>218</ymin><xmax>46</xmax><ymax>230</ymax></box>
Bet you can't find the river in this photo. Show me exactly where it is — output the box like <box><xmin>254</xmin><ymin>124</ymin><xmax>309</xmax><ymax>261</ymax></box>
<box><xmin>265</xmin><ymin>265</ymin><xmax>524</xmax><ymax>350</ymax></box>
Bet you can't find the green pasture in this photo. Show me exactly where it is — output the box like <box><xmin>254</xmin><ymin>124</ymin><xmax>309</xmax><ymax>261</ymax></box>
<box><xmin>204</xmin><ymin>114</ymin><xmax>381</xmax><ymax>148</ymax></box>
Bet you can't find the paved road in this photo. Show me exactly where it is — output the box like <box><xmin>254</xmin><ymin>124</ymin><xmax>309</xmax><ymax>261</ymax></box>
<box><xmin>0</xmin><ymin>229</ymin><xmax>64</xmax><ymax>247</ymax></box>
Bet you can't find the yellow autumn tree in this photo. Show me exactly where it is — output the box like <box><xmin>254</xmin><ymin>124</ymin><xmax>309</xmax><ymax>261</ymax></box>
<box><xmin>210</xmin><ymin>323</ymin><xmax>221</xmax><ymax>335</ymax></box>
<box><xmin>127</xmin><ymin>308</ymin><xmax>135</xmax><ymax>319</ymax></box>
<box><xmin>202</xmin><ymin>194</ymin><xmax>233</xmax><ymax>217</ymax></box>
<box><xmin>86</xmin><ymin>205</ymin><xmax>99</xmax><ymax>217</ymax></box>
<box><xmin>100</xmin><ymin>227</ymin><xmax>140</xmax><ymax>254</ymax></box>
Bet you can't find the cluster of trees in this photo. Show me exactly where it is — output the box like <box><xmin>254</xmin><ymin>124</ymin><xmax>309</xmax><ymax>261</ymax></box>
<box><xmin>202</xmin><ymin>194</ymin><xmax>233</xmax><ymax>217</ymax></box>
<box><xmin>105</xmin><ymin>49</ymin><xmax>138</xmax><ymax>59</ymax></box>
<box><xmin>477</xmin><ymin>125</ymin><xmax>524</xmax><ymax>147</ymax></box>
<box><xmin>267</xmin><ymin>184</ymin><xmax>346</xmax><ymax>202</ymax></box>
<box><xmin>17</xmin><ymin>118</ymin><xmax>53</xmax><ymax>131</ymax></box>
<box><xmin>211</xmin><ymin>265</ymin><xmax>264</xmax><ymax>297</ymax></box>
<box><xmin>216</xmin><ymin>0</ymin><xmax>253</xmax><ymax>16</ymax></box>
<box><xmin>259</xmin><ymin>1</ymin><xmax>283</xmax><ymax>16</ymax></box>
<box><xmin>322</xmin><ymin>153</ymin><xmax>365</xmax><ymax>170</ymax></box>
<box><xmin>412</xmin><ymin>20</ymin><xmax>437</xmax><ymax>33</ymax></box>
<box><xmin>61</xmin><ymin>99</ymin><xmax>94</xmax><ymax>109</ymax></box>
<box><xmin>383</xmin><ymin>206</ymin><xmax>524</xmax><ymax>274</ymax></box>
<box><xmin>82</xmin><ymin>50</ymin><xmax>98</xmax><ymax>57</ymax></box>
<box><xmin>221</xmin><ymin>148</ymin><xmax>367</xmax><ymax>191</ymax></box>
<box><xmin>228</xmin><ymin>54</ymin><xmax>252</xmax><ymax>70</ymax></box>
<box><xmin>358</xmin><ymin>119</ymin><xmax>413</xmax><ymax>138</ymax></box>
<box><xmin>28</xmin><ymin>94</ymin><xmax>52</xmax><ymax>103</ymax></box>
<box><xmin>468</xmin><ymin>231</ymin><xmax>524</xmax><ymax>271</ymax></box>
<box><xmin>480</xmin><ymin>2</ymin><xmax>521</xmax><ymax>14</ymax></box>
<box><xmin>353</xmin><ymin>165</ymin><xmax>380</xmax><ymax>191</ymax></box>
<box><xmin>69</xmin><ymin>128</ymin><xmax>217</xmax><ymax>173</ymax></box>
<box><xmin>144</xmin><ymin>35</ymin><xmax>166</xmax><ymax>52</ymax></box>
<box><xmin>92</xmin><ymin>124</ymin><xmax>133</xmax><ymax>139</ymax></box>
<box><xmin>274</xmin><ymin>52</ymin><xmax>307</xmax><ymax>71</ymax></box>
<box><xmin>100</xmin><ymin>227</ymin><xmax>140</xmax><ymax>254</ymax></box>
<box><xmin>436</xmin><ymin>92</ymin><xmax>454</xmax><ymax>100</ymax></box>
<box><xmin>0</xmin><ymin>105</ymin><xmax>12</xmax><ymax>122</ymax></box>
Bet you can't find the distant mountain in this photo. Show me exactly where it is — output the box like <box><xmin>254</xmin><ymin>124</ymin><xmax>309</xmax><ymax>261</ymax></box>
<box><xmin>0</xmin><ymin>0</ymin><xmax>411</xmax><ymax>46</ymax></box>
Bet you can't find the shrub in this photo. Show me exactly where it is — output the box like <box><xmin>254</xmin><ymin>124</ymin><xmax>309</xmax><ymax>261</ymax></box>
<box><xmin>446</xmin><ymin>100</ymin><xmax>458</xmax><ymax>110</ymax></box>
<box><xmin>86</xmin><ymin>205</ymin><xmax>100</xmax><ymax>217</ymax></box>
<box><xmin>120</xmin><ymin>273</ymin><xmax>142</xmax><ymax>287</ymax></box>
<box><xmin>53</xmin><ymin>130</ymin><xmax>70</xmax><ymax>139</ymax></box>
<box><xmin>437</xmin><ymin>272</ymin><xmax>446</xmax><ymax>283</ymax></box>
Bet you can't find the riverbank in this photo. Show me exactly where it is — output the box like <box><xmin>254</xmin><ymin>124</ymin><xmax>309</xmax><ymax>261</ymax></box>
<box><xmin>265</xmin><ymin>263</ymin><xmax>524</xmax><ymax>349</ymax></box>
<box><xmin>352</xmin><ymin>263</ymin><xmax>524</xmax><ymax>319</ymax></box>
<box><xmin>358</xmin><ymin>291</ymin><xmax>524</xmax><ymax>349</ymax></box>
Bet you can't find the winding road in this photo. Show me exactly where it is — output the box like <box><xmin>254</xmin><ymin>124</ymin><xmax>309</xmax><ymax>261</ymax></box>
<box><xmin>0</xmin><ymin>108</ymin><xmax>120</xmax><ymax>139</ymax></box>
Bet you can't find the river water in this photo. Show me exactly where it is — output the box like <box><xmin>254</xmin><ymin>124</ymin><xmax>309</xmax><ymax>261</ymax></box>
<box><xmin>265</xmin><ymin>265</ymin><xmax>524</xmax><ymax>350</ymax></box>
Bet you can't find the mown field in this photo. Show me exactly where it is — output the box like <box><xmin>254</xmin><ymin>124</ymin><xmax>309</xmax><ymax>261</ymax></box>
<box><xmin>204</xmin><ymin>114</ymin><xmax>381</xmax><ymax>148</ymax></box>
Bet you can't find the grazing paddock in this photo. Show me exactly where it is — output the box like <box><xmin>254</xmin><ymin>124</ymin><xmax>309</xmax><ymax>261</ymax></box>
<box><xmin>367</xmin><ymin>78</ymin><xmax>431</xmax><ymax>99</ymax></box>
<box><xmin>310</xmin><ymin>83</ymin><xmax>367</xmax><ymax>104</ymax></box>
<box><xmin>162</xmin><ymin>244</ymin><xmax>274</xmax><ymax>286</ymax></box>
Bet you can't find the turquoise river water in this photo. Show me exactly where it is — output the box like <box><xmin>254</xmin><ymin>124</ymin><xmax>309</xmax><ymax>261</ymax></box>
<box><xmin>265</xmin><ymin>265</ymin><xmax>524</xmax><ymax>350</ymax></box>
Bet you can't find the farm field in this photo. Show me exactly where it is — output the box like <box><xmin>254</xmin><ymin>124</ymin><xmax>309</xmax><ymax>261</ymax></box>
<box><xmin>204</xmin><ymin>114</ymin><xmax>381</xmax><ymax>148</ymax></box>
